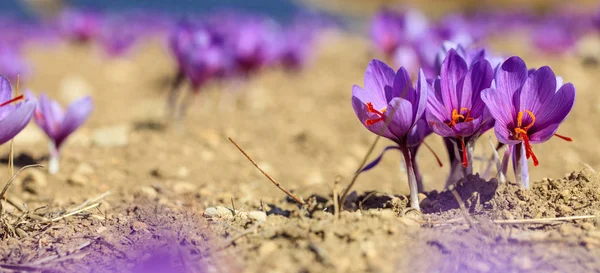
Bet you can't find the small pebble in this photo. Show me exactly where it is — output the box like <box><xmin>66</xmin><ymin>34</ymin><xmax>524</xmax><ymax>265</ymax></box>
<box><xmin>173</xmin><ymin>182</ymin><xmax>196</xmax><ymax>195</ymax></box>
<box><xmin>139</xmin><ymin>186</ymin><xmax>158</xmax><ymax>199</ymax></box>
<box><xmin>203</xmin><ymin>206</ymin><xmax>234</xmax><ymax>220</ymax></box>
<box><xmin>92</xmin><ymin>125</ymin><xmax>129</xmax><ymax>147</ymax></box>
<box><xmin>131</xmin><ymin>221</ymin><xmax>148</xmax><ymax>232</ymax></box>
<box><xmin>67</xmin><ymin>173</ymin><xmax>89</xmax><ymax>186</ymax></box>
<box><xmin>247</xmin><ymin>211</ymin><xmax>267</xmax><ymax>222</ymax></box>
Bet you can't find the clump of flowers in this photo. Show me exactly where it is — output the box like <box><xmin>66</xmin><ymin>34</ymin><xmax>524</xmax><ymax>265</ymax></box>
<box><xmin>27</xmin><ymin>93</ymin><xmax>93</xmax><ymax>174</ymax></box>
<box><xmin>353</xmin><ymin>51</ymin><xmax>575</xmax><ymax>209</ymax></box>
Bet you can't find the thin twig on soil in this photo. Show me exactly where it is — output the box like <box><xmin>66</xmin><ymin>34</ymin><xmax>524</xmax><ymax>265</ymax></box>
<box><xmin>449</xmin><ymin>187</ymin><xmax>476</xmax><ymax>230</ymax></box>
<box><xmin>67</xmin><ymin>191</ymin><xmax>110</xmax><ymax>213</ymax></box>
<box><xmin>333</xmin><ymin>176</ymin><xmax>341</xmax><ymax>217</ymax></box>
<box><xmin>0</xmin><ymin>164</ymin><xmax>44</xmax><ymax>216</ymax></box>
<box><xmin>493</xmin><ymin>215</ymin><xmax>598</xmax><ymax>224</ymax></box>
<box><xmin>46</xmin><ymin>203</ymin><xmax>100</xmax><ymax>223</ymax></box>
<box><xmin>228</xmin><ymin>137</ymin><xmax>305</xmax><ymax>205</ymax></box>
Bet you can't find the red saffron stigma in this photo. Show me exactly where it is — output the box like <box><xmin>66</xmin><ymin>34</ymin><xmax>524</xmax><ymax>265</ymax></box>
<box><xmin>422</xmin><ymin>141</ymin><xmax>443</xmax><ymax>167</ymax></box>
<box><xmin>0</xmin><ymin>94</ymin><xmax>23</xmax><ymax>107</ymax></box>
<box><xmin>458</xmin><ymin>136</ymin><xmax>468</xmax><ymax>167</ymax></box>
<box><xmin>365</xmin><ymin>102</ymin><xmax>386</xmax><ymax>126</ymax></box>
<box><xmin>553</xmin><ymin>133</ymin><xmax>572</xmax><ymax>142</ymax></box>
<box><xmin>514</xmin><ymin>110</ymin><xmax>539</xmax><ymax>167</ymax></box>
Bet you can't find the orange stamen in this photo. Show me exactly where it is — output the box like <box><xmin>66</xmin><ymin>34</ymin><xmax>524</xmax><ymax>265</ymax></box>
<box><xmin>0</xmin><ymin>95</ymin><xmax>24</xmax><ymax>107</ymax></box>
<box><xmin>523</xmin><ymin>110</ymin><xmax>535</xmax><ymax>131</ymax></box>
<box><xmin>445</xmin><ymin>108</ymin><xmax>474</xmax><ymax>127</ymax></box>
<box><xmin>554</xmin><ymin>133</ymin><xmax>572</xmax><ymax>142</ymax></box>
<box><xmin>365</xmin><ymin>102</ymin><xmax>386</xmax><ymax>126</ymax></box>
<box><xmin>422</xmin><ymin>141</ymin><xmax>443</xmax><ymax>167</ymax></box>
<box><xmin>458</xmin><ymin>136</ymin><xmax>468</xmax><ymax>167</ymax></box>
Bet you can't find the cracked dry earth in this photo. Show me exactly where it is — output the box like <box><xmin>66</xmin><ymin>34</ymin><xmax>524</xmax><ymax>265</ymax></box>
<box><xmin>0</xmin><ymin>32</ymin><xmax>599</xmax><ymax>273</ymax></box>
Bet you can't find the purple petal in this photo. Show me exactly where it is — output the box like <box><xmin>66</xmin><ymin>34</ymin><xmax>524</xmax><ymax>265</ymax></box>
<box><xmin>364</xmin><ymin>59</ymin><xmax>395</xmax><ymax>107</ymax></box>
<box><xmin>0</xmin><ymin>76</ymin><xmax>12</xmax><ymax>106</ymax></box>
<box><xmin>387</xmin><ymin>97</ymin><xmax>414</xmax><ymax>138</ymax></box>
<box><xmin>493</xmin><ymin>122</ymin><xmax>520</xmax><ymax>145</ymax></box>
<box><xmin>462</xmin><ymin>59</ymin><xmax>493</xmax><ymax>116</ymax></box>
<box><xmin>391</xmin><ymin>66</ymin><xmax>412</xmax><ymax>101</ymax></box>
<box><xmin>495</xmin><ymin>56</ymin><xmax>528</xmax><ymax>96</ymax></box>
<box><xmin>453</xmin><ymin>118</ymin><xmax>482</xmax><ymax>137</ymax></box>
<box><xmin>440</xmin><ymin>49</ymin><xmax>468</xmax><ymax>111</ymax></box>
<box><xmin>414</xmin><ymin>69</ymin><xmax>429</xmax><ymax>122</ymax></box>
<box><xmin>529</xmin><ymin>83</ymin><xmax>575</xmax><ymax>143</ymax></box>
<box><xmin>480</xmin><ymin>87</ymin><xmax>514</xmax><ymax>129</ymax></box>
<box><xmin>426</xmin><ymin>110</ymin><xmax>454</xmax><ymax>137</ymax></box>
<box><xmin>0</xmin><ymin>98</ymin><xmax>35</xmax><ymax>145</ymax></box>
<box><xmin>352</xmin><ymin>95</ymin><xmax>395</xmax><ymax>140</ymax></box>
<box><xmin>54</xmin><ymin>96</ymin><xmax>93</xmax><ymax>147</ymax></box>
<box><xmin>518</xmin><ymin>66</ymin><xmax>557</xmax><ymax>115</ymax></box>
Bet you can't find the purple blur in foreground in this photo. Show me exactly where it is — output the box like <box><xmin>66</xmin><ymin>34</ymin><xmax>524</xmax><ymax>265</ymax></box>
<box><xmin>370</xmin><ymin>8</ymin><xmax>428</xmax><ymax>56</ymax></box>
<box><xmin>29</xmin><ymin>93</ymin><xmax>93</xmax><ymax>174</ymax></box>
<box><xmin>0</xmin><ymin>76</ymin><xmax>36</xmax><ymax>146</ymax></box>
<box><xmin>481</xmin><ymin>56</ymin><xmax>575</xmax><ymax>188</ymax></box>
<box><xmin>352</xmin><ymin>59</ymin><xmax>428</xmax><ymax>209</ymax></box>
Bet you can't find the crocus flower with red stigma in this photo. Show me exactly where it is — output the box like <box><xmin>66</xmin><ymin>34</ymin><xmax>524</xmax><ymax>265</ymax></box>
<box><xmin>352</xmin><ymin>59</ymin><xmax>428</xmax><ymax>210</ymax></box>
<box><xmin>481</xmin><ymin>56</ymin><xmax>575</xmax><ymax>188</ymax></box>
<box><xmin>28</xmin><ymin>93</ymin><xmax>93</xmax><ymax>174</ymax></box>
<box><xmin>426</xmin><ymin>49</ymin><xmax>494</xmax><ymax>185</ymax></box>
<box><xmin>0</xmin><ymin>76</ymin><xmax>36</xmax><ymax>146</ymax></box>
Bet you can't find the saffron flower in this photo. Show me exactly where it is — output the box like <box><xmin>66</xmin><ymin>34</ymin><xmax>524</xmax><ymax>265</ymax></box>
<box><xmin>481</xmin><ymin>57</ymin><xmax>575</xmax><ymax>188</ymax></box>
<box><xmin>0</xmin><ymin>76</ymin><xmax>36</xmax><ymax>145</ymax></box>
<box><xmin>352</xmin><ymin>59</ymin><xmax>428</xmax><ymax>210</ymax></box>
<box><xmin>28</xmin><ymin>93</ymin><xmax>93</xmax><ymax>174</ymax></box>
<box><xmin>426</xmin><ymin>49</ymin><xmax>494</xmax><ymax>184</ymax></box>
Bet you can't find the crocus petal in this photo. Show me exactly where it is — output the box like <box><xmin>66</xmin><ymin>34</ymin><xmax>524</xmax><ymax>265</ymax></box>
<box><xmin>364</xmin><ymin>59</ymin><xmax>395</xmax><ymax>106</ymax></box>
<box><xmin>0</xmin><ymin>76</ymin><xmax>12</xmax><ymax>106</ymax></box>
<box><xmin>529</xmin><ymin>83</ymin><xmax>575</xmax><ymax>143</ymax></box>
<box><xmin>440</xmin><ymin>49</ymin><xmax>468</xmax><ymax>111</ymax></box>
<box><xmin>359</xmin><ymin>145</ymin><xmax>402</xmax><ymax>173</ymax></box>
<box><xmin>518</xmin><ymin>66</ymin><xmax>557</xmax><ymax>115</ymax></box>
<box><xmin>54</xmin><ymin>96</ymin><xmax>93</xmax><ymax>147</ymax></box>
<box><xmin>37</xmin><ymin>94</ymin><xmax>59</xmax><ymax>138</ymax></box>
<box><xmin>391</xmin><ymin>66</ymin><xmax>413</xmax><ymax>102</ymax></box>
<box><xmin>387</xmin><ymin>97</ymin><xmax>414</xmax><ymax>138</ymax></box>
<box><xmin>414</xmin><ymin>69</ymin><xmax>429</xmax><ymax>122</ymax></box>
<box><xmin>0</xmin><ymin>98</ymin><xmax>35</xmax><ymax>145</ymax></box>
<box><xmin>426</xmin><ymin>110</ymin><xmax>454</xmax><ymax>137</ymax></box>
<box><xmin>480</xmin><ymin>87</ymin><xmax>514</xmax><ymax>129</ymax></box>
<box><xmin>453</xmin><ymin>118</ymin><xmax>482</xmax><ymax>137</ymax></box>
<box><xmin>352</xmin><ymin>85</ymin><xmax>383</xmax><ymax>110</ymax></box>
<box><xmin>495</xmin><ymin>56</ymin><xmax>528</xmax><ymax>96</ymax></box>
<box><xmin>462</xmin><ymin>59</ymin><xmax>493</xmax><ymax>116</ymax></box>
<box><xmin>493</xmin><ymin>122</ymin><xmax>520</xmax><ymax>145</ymax></box>
<box><xmin>352</xmin><ymin>95</ymin><xmax>395</xmax><ymax>140</ymax></box>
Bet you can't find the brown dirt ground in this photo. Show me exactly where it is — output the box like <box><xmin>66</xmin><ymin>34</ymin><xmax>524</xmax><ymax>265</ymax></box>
<box><xmin>0</xmin><ymin>29</ymin><xmax>599</xmax><ymax>273</ymax></box>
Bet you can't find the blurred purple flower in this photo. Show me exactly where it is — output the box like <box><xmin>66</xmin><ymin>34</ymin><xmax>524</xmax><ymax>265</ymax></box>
<box><xmin>59</xmin><ymin>8</ymin><xmax>103</xmax><ymax>42</ymax></box>
<box><xmin>0</xmin><ymin>76</ymin><xmax>36</xmax><ymax>146</ymax></box>
<box><xmin>435</xmin><ymin>42</ymin><xmax>504</xmax><ymax>76</ymax></box>
<box><xmin>426</xmin><ymin>49</ymin><xmax>494</xmax><ymax>180</ymax></box>
<box><xmin>229</xmin><ymin>17</ymin><xmax>281</xmax><ymax>74</ymax></box>
<box><xmin>29</xmin><ymin>93</ymin><xmax>93</xmax><ymax>174</ymax></box>
<box><xmin>98</xmin><ymin>16</ymin><xmax>142</xmax><ymax>57</ymax></box>
<box><xmin>532</xmin><ymin>24</ymin><xmax>577</xmax><ymax>54</ymax></box>
<box><xmin>370</xmin><ymin>8</ymin><xmax>429</xmax><ymax>56</ymax></box>
<box><xmin>352</xmin><ymin>59</ymin><xmax>428</xmax><ymax>209</ymax></box>
<box><xmin>481</xmin><ymin>56</ymin><xmax>575</xmax><ymax>188</ymax></box>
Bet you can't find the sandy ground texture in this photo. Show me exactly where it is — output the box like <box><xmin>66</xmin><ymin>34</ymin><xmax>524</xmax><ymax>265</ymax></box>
<box><xmin>0</xmin><ymin>30</ymin><xmax>598</xmax><ymax>272</ymax></box>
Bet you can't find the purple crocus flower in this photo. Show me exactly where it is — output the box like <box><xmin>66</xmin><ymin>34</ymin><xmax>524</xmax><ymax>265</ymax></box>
<box><xmin>481</xmin><ymin>56</ymin><xmax>575</xmax><ymax>188</ymax></box>
<box><xmin>370</xmin><ymin>8</ymin><xmax>428</xmax><ymax>57</ymax></box>
<box><xmin>0</xmin><ymin>76</ymin><xmax>36</xmax><ymax>146</ymax></box>
<box><xmin>167</xmin><ymin>21</ymin><xmax>232</xmax><ymax>120</ymax></box>
<box><xmin>229</xmin><ymin>17</ymin><xmax>281</xmax><ymax>74</ymax></box>
<box><xmin>426</xmin><ymin>49</ymin><xmax>494</xmax><ymax>184</ymax></box>
<box><xmin>58</xmin><ymin>8</ymin><xmax>103</xmax><ymax>42</ymax></box>
<box><xmin>29</xmin><ymin>93</ymin><xmax>93</xmax><ymax>174</ymax></box>
<box><xmin>0</xmin><ymin>44</ymin><xmax>30</xmax><ymax>83</ymax></box>
<box><xmin>352</xmin><ymin>59</ymin><xmax>428</xmax><ymax>209</ymax></box>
